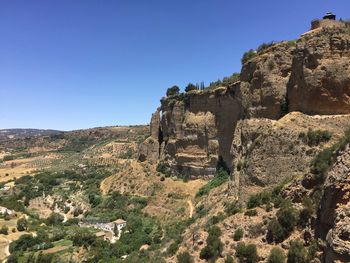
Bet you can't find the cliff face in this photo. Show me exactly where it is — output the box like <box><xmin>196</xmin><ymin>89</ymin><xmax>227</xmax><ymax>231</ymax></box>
<box><xmin>288</xmin><ymin>26</ymin><xmax>350</xmax><ymax>114</ymax></box>
<box><xmin>158</xmin><ymin>87</ymin><xmax>242</xmax><ymax>177</ymax></box>
<box><xmin>318</xmin><ymin>144</ymin><xmax>350</xmax><ymax>263</ymax></box>
<box><xmin>140</xmin><ymin>23</ymin><xmax>350</xmax><ymax>184</ymax></box>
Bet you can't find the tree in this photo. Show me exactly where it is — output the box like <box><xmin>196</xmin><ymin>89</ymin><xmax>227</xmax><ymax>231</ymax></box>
<box><xmin>267</xmin><ymin>218</ymin><xmax>284</xmax><ymax>243</ymax></box>
<box><xmin>199</xmin><ymin>226</ymin><xmax>223</xmax><ymax>261</ymax></box>
<box><xmin>46</xmin><ymin>212</ymin><xmax>64</xmax><ymax>226</ymax></box>
<box><xmin>72</xmin><ymin>228</ymin><xmax>96</xmax><ymax>248</ymax></box>
<box><xmin>177</xmin><ymin>251</ymin><xmax>193</xmax><ymax>263</ymax></box>
<box><xmin>277</xmin><ymin>204</ymin><xmax>298</xmax><ymax>233</ymax></box>
<box><xmin>236</xmin><ymin>242</ymin><xmax>258</xmax><ymax>263</ymax></box>
<box><xmin>17</xmin><ymin>218</ymin><xmax>28</xmax><ymax>231</ymax></box>
<box><xmin>0</xmin><ymin>225</ymin><xmax>8</xmax><ymax>235</ymax></box>
<box><xmin>287</xmin><ymin>240</ymin><xmax>308</xmax><ymax>263</ymax></box>
<box><xmin>241</xmin><ymin>49</ymin><xmax>257</xmax><ymax>65</ymax></box>
<box><xmin>225</xmin><ymin>255</ymin><xmax>234</xmax><ymax>263</ymax></box>
<box><xmin>166</xmin><ymin>86</ymin><xmax>180</xmax><ymax>97</ymax></box>
<box><xmin>268</xmin><ymin>247</ymin><xmax>286</xmax><ymax>263</ymax></box>
<box><xmin>185</xmin><ymin>83</ymin><xmax>197</xmax><ymax>92</ymax></box>
<box><xmin>233</xmin><ymin>228</ymin><xmax>244</xmax><ymax>241</ymax></box>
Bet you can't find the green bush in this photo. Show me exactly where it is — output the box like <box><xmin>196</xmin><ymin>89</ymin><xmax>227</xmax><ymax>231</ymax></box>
<box><xmin>225</xmin><ymin>255</ymin><xmax>234</xmax><ymax>263</ymax></box>
<box><xmin>247</xmin><ymin>191</ymin><xmax>272</xmax><ymax>209</ymax></box>
<box><xmin>267</xmin><ymin>218</ymin><xmax>284</xmax><ymax>243</ymax></box>
<box><xmin>17</xmin><ymin>218</ymin><xmax>28</xmax><ymax>231</ymax></box>
<box><xmin>310</xmin><ymin>128</ymin><xmax>350</xmax><ymax>186</ymax></box>
<box><xmin>225</xmin><ymin>201</ymin><xmax>241</xmax><ymax>216</ymax></box>
<box><xmin>241</xmin><ymin>49</ymin><xmax>257</xmax><ymax>64</ymax></box>
<box><xmin>287</xmin><ymin>239</ymin><xmax>308</xmax><ymax>263</ymax></box>
<box><xmin>0</xmin><ymin>225</ymin><xmax>8</xmax><ymax>235</ymax></box>
<box><xmin>196</xmin><ymin>169</ymin><xmax>229</xmax><ymax>197</ymax></box>
<box><xmin>3</xmin><ymin>155</ymin><xmax>14</xmax><ymax>161</ymax></box>
<box><xmin>166</xmin><ymin>85</ymin><xmax>180</xmax><ymax>97</ymax></box>
<box><xmin>236</xmin><ymin>242</ymin><xmax>259</xmax><ymax>263</ymax></box>
<box><xmin>299</xmin><ymin>129</ymin><xmax>331</xmax><ymax>146</ymax></box>
<box><xmin>298</xmin><ymin>197</ymin><xmax>314</xmax><ymax>227</ymax></box>
<box><xmin>257</xmin><ymin>42</ymin><xmax>275</xmax><ymax>53</ymax></box>
<box><xmin>177</xmin><ymin>251</ymin><xmax>193</xmax><ymax>263</ymax></box>
<box><xmin>276</xmin><ymin>204</ymin><xmax>298</xmax><ymax>233</ymax></box>
<box><xmin>156</xmin><ymin>162</ymin><xmax>170</xmax><ymax>176</ymax></box>
<box><xmin>71</xmin><ymin>228</ymin><xmax>96</xmax><ymax>248</ymax></box>
<box><xmin>233</xmin><ymin>228</ymin><xmax>244</xmax><ymax>241</ymax></box>
<box><xmin>199</xmin><ymin>226</ymin><xmax>223</xmax><ymax>262</ymax></box>
<box><xmin>185</xmin><ymin>83</ymin><xmax>198</xmax><ymax>92</ymax></box>
<box><xmin>45</xmin><ymin>213</ymin><xmax>64</xmax><ymax>226</ymax></box>
<box><xmin>268</xmin><ymin>247</ymin><xmax>286</xmax><ymax>263</ymax></box>
<box><xmin>244</xmin><ymin>209</ymin><xmax>258</xmax><ymax>217</ymax></box>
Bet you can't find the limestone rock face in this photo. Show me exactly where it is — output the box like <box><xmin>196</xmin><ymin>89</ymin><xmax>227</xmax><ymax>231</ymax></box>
<box><xmin>288</xmin><ymin>27</ymin><xmax>350</xmax><ymax>115</ymax></box>
<box><xmin>159</xmin><ymin>88</ymin><xmax>242</xmax><ymax>177</ymax></box>
<box><xmin>140</xmin><ymin>23</ymin><xmax>350</xmax><ymax>181</ymax></box>
<box><xmin>240</xmin><ymin>41</ymin><xmax>295</xmax><ymax>119</ymax></box>
<box><xmin>138</xmin><ymin>109</ymin><xmax>161</xmax><ymax>163</ymax></box>
<box><xmin>318</xmin><ymin>144</ymin><xmax>350</xmax><ymax>263</ymax></box>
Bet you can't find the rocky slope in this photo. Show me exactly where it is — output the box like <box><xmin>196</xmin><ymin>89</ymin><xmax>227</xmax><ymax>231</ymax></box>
<box><xmin>318</xmin><ymin>145</ymin><xmax>350</xmax><ymax>263</ymax></box>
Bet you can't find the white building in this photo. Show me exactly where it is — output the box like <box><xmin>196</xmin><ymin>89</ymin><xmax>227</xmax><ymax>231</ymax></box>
<box><xmin>79</xmin><ymin>218</ymin><xmax>127</xmax><ymax>242</ymax></box>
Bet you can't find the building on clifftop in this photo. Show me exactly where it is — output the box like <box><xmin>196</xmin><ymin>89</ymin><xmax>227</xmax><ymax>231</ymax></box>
<box><xmin>311</xmin><ymin>12</ymin><xmax>342</xmax><ymax>30</ymax></box>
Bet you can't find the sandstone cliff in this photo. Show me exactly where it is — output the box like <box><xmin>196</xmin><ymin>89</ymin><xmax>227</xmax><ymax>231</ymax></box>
<box><xmin>139</xmin><ymin>22</ymin><xmax>350</xmax><ymax>191</ymax></box>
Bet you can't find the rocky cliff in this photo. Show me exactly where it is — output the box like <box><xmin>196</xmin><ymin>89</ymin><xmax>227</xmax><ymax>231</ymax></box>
<box><xmin>139</xmin><ymin>22</ymin><xmax>350</xmax><ymax>190</ymax></box>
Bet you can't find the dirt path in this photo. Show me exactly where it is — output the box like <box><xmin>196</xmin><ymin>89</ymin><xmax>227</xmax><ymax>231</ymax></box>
<box><xmin>187</xmin><ymin>200</ymin><xmax>194</xmax><ymax>218</ymax></box>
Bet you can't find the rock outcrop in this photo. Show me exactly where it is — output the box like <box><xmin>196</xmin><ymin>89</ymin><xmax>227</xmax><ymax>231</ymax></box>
<box><xmin>139</xmin><ymin>22</ymin><xmax>350</xmax><ymax>185</ymax></box>
<box><xmin>318</xmin><ymin>144</ymin><xmax>350</xmax><ymax>263</ymax></box>
<box><xmin>288</xmin><ymin>26</ymin><xmax>350</xmax><ymax>115</ymax></box>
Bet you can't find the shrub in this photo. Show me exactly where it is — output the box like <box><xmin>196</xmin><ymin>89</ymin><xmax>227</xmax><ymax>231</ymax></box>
<box><xmin>236</xmin><ymin>242</ymin><xmax>258</xmax><ymax>263</ymax></box>
<box><xmin>196</xmin><ymin>169</ymin><xmax>229</xmax><ymax>197</ymax></box>
<box><xmin>233</xmin><ymin>228</ymin><xmax>244</xmax><ymax>241</ymax></box>
<box><xmin>17</xmin><ymin>218</ymin><xmax>28</xmax><ymax>231</ymax></box>
<box><xmin>166</xmin><ymin>85</ymin><xmax>180</xmax><ymax>97</ymax></box>
<box><xmin>267</xmin><ymin>218</ymin><xmax>284</xmax><ymax>243</ymax></box>
<box><xmin>268</xmin><ymin>247</ymin><xmax>286</xmax><ymax>263</ymax></box>
<box><xmin>185</xmin><ymin>83</ymin><xmax>198</xmax><ymax>92</ymax></box>
<box><xmin>247</xmin><ymin>191</ymin><xmax>272</xmax><ymax>209</ymax></box>
<box><xmin>244</xmin><ymin>209</ymin><xmax>258</xmax><ymax>217</ymax></box>
<box><xmin>225</xmin><ymin>201</ymin><xmax>241</xmax><ymax>216</ymax></box>
<box><xmin>257</xmin><ymin>42</ymin><xmax>274</xmax><ymax>53</ymax></box>
<box><xmin>310</xmin><ymin>128</ymin><xmax>350</xmax><ymax>186</ymax></box>
<box><xmin>177</xmin><ymin>251</ymin><xmax>193</xmax><ymax>263</ymax></box>
<box><xmin>276</xmin><ymin>203</ymin><xmax>298</xmax><ymax>233</ymax></box>
<box><xmin>199</xmin><ymin>226</ymin><xmax>223</xmax><ymax>262</ymax></box>
<box><xmin>156</xmin><ymin>162</ymin><xmax>170</xmax><ymax>176</ymax></box>
<box><xmin>241</xmin><ymin>49</ymin><xmax>257</xmax><ymax>64</ymax></box>
<box><xmin>298</xmin><ymin>197</ymin><xmax>314</xmax><ymax>227</ymax></box>
<box><xmin>71</xmin><ymin>228</ymin><xmax>96</xmax><ymax>248</ymax></box>
<box><xmin>287</xmin><ymin>239</ymin><xmax>308</xmax><ymax>263</ymax></box>
<box><xmin>225</xmin><ymin>255</ymin><xmax>234</xmax><ymax>263</ymax></box>
<box><xmin>0</xmin><ymin>225</ymin><xmax>8</xmax><ymax>235</ymax></box>
<box><xmin>299</xmin><ymin>129</ymin><xmax>332</xmax><ymax>146</ymax></box>
<box><xmin>46</xmin><ymin>213</ymin><xmax>64</xmax><ymax>226</ymax></box>
<box><xmin>3</xmin><ymin>155</ymin><xmax>14</xmax><ymax>161</ymax></box>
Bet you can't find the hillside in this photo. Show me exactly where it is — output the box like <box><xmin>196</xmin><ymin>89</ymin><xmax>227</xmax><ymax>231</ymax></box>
<box><xmin>1</xmin><ymin>16</ymin><xmax>350</xmax><ymax>263</ymax></box>
<box><xmin>0</xmin><ymin>129</ymin><xmax>62</xmax><ymax>140</ymax></box>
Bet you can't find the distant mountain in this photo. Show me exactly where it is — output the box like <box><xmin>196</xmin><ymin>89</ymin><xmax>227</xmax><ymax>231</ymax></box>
<box><xmin>0</xmin><ymin>129</ymin><xmax>63</xmax><ymax>140</ymax></box>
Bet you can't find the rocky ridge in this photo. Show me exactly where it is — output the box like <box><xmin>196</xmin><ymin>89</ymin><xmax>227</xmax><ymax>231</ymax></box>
<box><xmin>140</xmin><ymin>23</ymin><xmax>350</xmax><ymax>188</ymax></box>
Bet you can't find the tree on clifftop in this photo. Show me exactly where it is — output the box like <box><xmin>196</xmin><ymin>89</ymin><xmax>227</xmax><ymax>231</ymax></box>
<box><xmin>166</xmin><ymin>85</ymin><xmax>180</xmax><ymax>96</ymax></box>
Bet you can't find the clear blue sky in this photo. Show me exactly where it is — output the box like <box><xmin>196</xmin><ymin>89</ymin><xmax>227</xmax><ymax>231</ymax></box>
<box><xmin>0</xmin><ymin>0</ymin><xmax>349</xmax><ymax>130</ymax></box>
